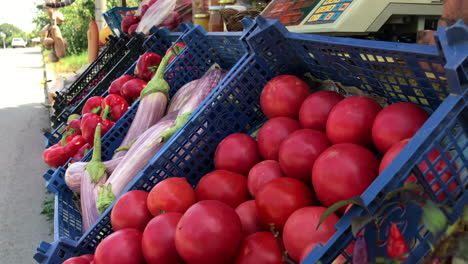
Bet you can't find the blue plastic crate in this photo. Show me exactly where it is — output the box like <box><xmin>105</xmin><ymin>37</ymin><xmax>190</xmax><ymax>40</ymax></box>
<box><xmin>36</xmin><ymin>17</ymin><xmax>466</xmax><ymax>263</ymax></box>
<box><xmin>42</xmin><ymin>28</ymin><xmax>184</xmax><ymax>194</ymax></box>
<box><xmin>34</xmin><ymin>21</ymin><xmax>255</xmax><ymax>263</ymax></box>
<box><xmin>102</xmin><ymin>7</ymin><xmax>138</xmax><ymax>36</ymax></box>
<box><xmin>44</xmin><ymin>28</ymin><xmax>182</xmax><ymax>149</ymax></box>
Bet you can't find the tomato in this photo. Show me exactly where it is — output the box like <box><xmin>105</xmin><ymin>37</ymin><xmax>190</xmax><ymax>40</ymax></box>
<box><xmin>80</xmin><ymin>255</ymin><xmax>94</xmax><ymax>262</ymax></box>
<box><xmin>372</xmin><ymin>102</ymin><xmax>429</xmax><ymax>154</ymax></box>
<box><xmin>175</xmin><ymin>200</ymin><xmax>243</xmax><ymax>264</ymax></box>
<box><xmin>260</xmin><ymin>75</ymin><xmax>311</xmax><ymax>119</ymax></box>
<box><xmin>147</xmin><ymin>177</ymin><xmax>196</xmax><ymax>216</ymax></box>
<box><xmin>63</xmin><ymin>257</ymin><xmax>89</xmax><ymax>264</ymax></box>
<box><xmin>299</xmin><ymin>91</ymin><xmax>344</xmax><ymax>131</ymax></box>
<box><xmin>300</xmin><ymin>242</ymin><xmax>351</xmax><ymax>263</ymax></box>
<box><xmin>257</xmin><ymin>117</ymin><xmax>300</xmax><ymax>160</ymax></box>
<box><xmin>94</xmin><ymin>228</ymin><xmax>144</xmax><ymax>264</ymax></box>
<box><xmin>111</xmin><ymin>190</ymin><xmax>152</xmax><ymax>232</ymax></box>
<box><xmin>214</xmin><ymin>133</ymin><xmax>260</xmax><ymax>175</ymax></box>
<box><xmin>142</xmin><ymin>212</ymin><xmax>184</xmax><ymax>264</ymax></box>
<box><xmin>312</xmin><ymin>143</ymin><xmax>379</xmax><ymax>213</ymax></box>
<box><xmin>256</xmin><ymin>177</ymin><xmax>315</xmax><ymax>232</ymax></box>
<box><xmin>283</xmin><ymin>206</ymin><xmax>340</xmax><ymax>261</ymax></box>
<box><xmin>235</xmin><ymin>200</ymin><xmax>264</xmax><ymax>237</ymax></box>
<box><xmin>195</xmin><ymin>170</ymin><xmax>249</xmax><ymax>209</ymax></box>
<box><xmin>234</xmin><ymin>232</ymin><xmax>285</xmax><ymax>264</ymax></box>
<box><xmin>247</xmin><ymin>160</ymin><xmax>284</xmax><ymax>198</ymax></box>
<box><xmin>326</xmin><ymin>96</ymin><xmax>382</xmax><ymax>147</ymax></box>
<box><xmin>379</xmin><ymin>139</ymin><xmax>458</xmax><ymax>201</ymax></box>
<box><xmin>278</xmin><ymin>129</ymin><xmax>331</xmax><ymax>184</ymax></box>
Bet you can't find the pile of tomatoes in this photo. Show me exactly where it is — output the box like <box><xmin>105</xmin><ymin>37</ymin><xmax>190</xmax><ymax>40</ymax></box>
<box><xmin>65</xmin><ymin>74</ymin><xmax>457</xmax><ymax>264</ymax></box>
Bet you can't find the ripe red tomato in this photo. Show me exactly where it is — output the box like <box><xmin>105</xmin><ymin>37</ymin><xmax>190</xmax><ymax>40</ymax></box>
<box><xmin>142</xmin><ymin>212</ymin><xmax>184</xmax><ymax>264</ymax></box>
<box><xmin>111</xmin><ymin>190</ymin><xmax>153</xmax><ymax>232</ymax></box>
<box><xmin>279</xmin><ymin>129</ymin><xmax>331</xmax><ymax>184</ymax></box>
<box><xmin>299</xmin><ymin>91</ymin><xmax>344</xmax><ymax>131</ymax></box>
<box><xmin>214</xmin><ymin>133</ymin><xmax>260</xmax><ymax>175</ymax></box>
<box><xmin>235</xmin><ymin>200</ymin><xmax>264</xmax><ymax>237</ymax></box>
<box><xmin>175</xmin><ymin>200</ymin><xmax>243</xmax><ymax>264</ymax></box>
<box><xmin>300</xmin><ymin>242</ymin><xmax>351</xmax><ymax>263</ymax></box>
<box><xmin>80</xmin><ymin>255</ymin><xmax>94</xmax><ymax>262</ymax></box>
<box><xmin>256</xmin><ymin>177</ymin><xmax>315</xmax><ymax>232</ymax></box>
<box><xmin>195</xmin><ymin>170</ymin><xmax>249</xmax><ymax>209</ymax></box>
<box><xmin>260</xmin><ymin>75</ymin><xmax>311</xmax><ymax>119</ymax></box>
<box><xmin>312</xmin><ymin>143</ymin><xmax>379</xmax><ymax>213</ymax></box>
<box><xmin>147</xmin><ymin>177</ymin><xmax>196</xmax><ymax>216</ymax></box>
<box><xmin>326</xmin><ymin>96</ymin><xmax>382</xmax><ymax>147</ymax></box>
<box><xmin>234</xmin><ymin>232</ymin><xmax>285</xmax><ymax>264</ymax></box>
<box><xmin>283</xmin><ymin>206</ymin><xmax>340</xmax><ymax>262</ymax></box>
<box><xmin>379</xmin><ymin>139</ymin><xmax>458</xmax><ymax>201</ymax></box>
<box><xmin>247</xmin><ymin>160</ymin><xmax>284</xmax><ymax>198</ymax></box>
<box><xmin>63</xmin><ymin>257</ymin><xmax>89</xmax><ymax>264</ymax></box>
<box><xmin>372</xmin><ymin>102</ymin><xmax>429</xmax><ymax>154</ymax></box>
<box><xmin>257</xmin><ymin>117</ymin><xmax>300</xmax><ymax>160</ymax></box>
<box><xmin>94</xmin><ymin>228</ymin><xmax>144</xmax><ymax>264</ymax></box>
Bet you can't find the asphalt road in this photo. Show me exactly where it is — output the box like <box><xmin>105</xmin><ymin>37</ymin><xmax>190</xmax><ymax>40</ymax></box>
<box><xmin>0</xmin><ymin>47</ymin><xmax>53</xmax><ymax>263</ymax></box>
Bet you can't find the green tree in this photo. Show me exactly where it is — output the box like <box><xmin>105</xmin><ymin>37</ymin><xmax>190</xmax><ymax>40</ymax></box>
<box><xmin>0</xmin><ymin>23</ymin><xmax>28</xmax><ymax>48</ymax></box>
<box><xmin>33</xmin><ymin>0</ymin><xmax>140</xmax><ymax>55</ymax></box>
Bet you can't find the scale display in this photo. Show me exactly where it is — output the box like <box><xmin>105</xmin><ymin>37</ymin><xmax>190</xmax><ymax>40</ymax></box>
<box><xmin>306</xmin><ymin>0</ymin><xmax>354</xmax><ymax>24</ymax></box>
<box><xmin>261</xmin><ymin>0</ymin><xmax>323</xmax><ymax>26</ymax></box>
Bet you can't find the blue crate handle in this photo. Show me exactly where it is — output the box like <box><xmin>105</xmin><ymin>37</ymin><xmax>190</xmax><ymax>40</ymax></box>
<box><xmin>435</xmin><ymin>19</ymin><xmax>468</xmax><ymax>95</ymax></box>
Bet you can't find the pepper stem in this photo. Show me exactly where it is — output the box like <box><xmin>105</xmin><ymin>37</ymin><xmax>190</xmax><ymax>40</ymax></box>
<box><xmin>101</xmin><ymin>105</ymin><xmax>111</xmax><ymax>120</ymax></box>
<box><xmin>60</xmin><ymin>130</ymin><xmax>73</xmax><ymax>146</ymax></box>
<box><xmin>139</xmin><ymin>50</ymin><xmax>175</xmax><ymax>99</ymax></box>
<box><xmin>91</xmin><ymin>106</ymin><xmax>102</xmax><ymax>115</ymax></box>
<box><xmin>85</xmin><ymin>124</ymin><xmax>107</xmax><ymax>183</ymax></box>
<box><xmin>96</xmin><ymin>184</ymin><xmax>115</xmax><ymax>213</ymax></box>
<box><xmin>160</xmin><ymin>111</ymin><xmax>192</xmax><ymax>142</ymax></box>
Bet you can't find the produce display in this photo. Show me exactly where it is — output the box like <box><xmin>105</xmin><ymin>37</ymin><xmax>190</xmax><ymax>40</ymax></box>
<box><xmin>51</xmin><ymin>69</ymin><xmax>456</xmax><ymax>263</ymax></box>
<box><xmin>34</xmin><ymin>12</ymin><xmax>467</xmax><ymax>264</ymax></box>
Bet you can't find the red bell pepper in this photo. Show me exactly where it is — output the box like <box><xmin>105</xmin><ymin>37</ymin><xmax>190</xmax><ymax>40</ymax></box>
<box><xmin>66</xmin><ymin>118</ymin><xmax>81</xmax><ymax>135</ymax></box>
<box><xmin>71</xmin><ymin>143</ymin><xmax>91</xmax><ymax>163</ymax></box>
<box><xmin>387</xmin><ymin>223</ymin><xmax>409</xmax><ymax>261</ymax></box>
<box><xmin>134</xmin><ymin>52</ymin><xmax>162</xmax><ymax>81</ymax></box>
<box><xmin>81</xmin><ymin>111</ymin><xmax>114</xmax><ymax>145</ymax></box>
<box><xmin>82</xmin><ymin>96</ymin><xmax>104</xmax><ymax>115</ymax></box>
<box><xmin>42</xmin><ymin>132</ymin><xmax>87</xmax><ymax>168</ymax></box>
<box><xmin>100</xmin><ymin>94</ymin><xmax>129</xmax><ymax>122</ymax></box>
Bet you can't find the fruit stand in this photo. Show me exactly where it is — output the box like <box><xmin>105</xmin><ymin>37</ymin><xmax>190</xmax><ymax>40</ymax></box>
<box><xmin>33</xmin><ymin>1</ymin><xmax>467</xmax><ymax>263</ymax></box>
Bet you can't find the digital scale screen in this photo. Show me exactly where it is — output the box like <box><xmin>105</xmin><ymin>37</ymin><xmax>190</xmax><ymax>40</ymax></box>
<box><xmin>261</xmin><ymin>0</ymin><xmax>354</xmax><ymax>26</ymax></box>
<box><xmin>306</xmin><ymin>0</ymin><xmax>354</xmax><ymax>24</ymax></box>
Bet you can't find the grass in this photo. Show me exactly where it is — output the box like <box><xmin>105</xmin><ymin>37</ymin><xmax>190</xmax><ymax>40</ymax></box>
<box><xmin>43</xmin><ymin>49</ymin><xmax>89</xmax><ymax>74</ymax></box>
<box><xmin>41</xmin><ymin>190</ymin><xmax>55</xmax><ymax>235</ymax></box>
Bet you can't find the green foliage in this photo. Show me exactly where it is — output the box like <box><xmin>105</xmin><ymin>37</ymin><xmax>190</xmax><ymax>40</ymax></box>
<box><xmin>33</xmin><ymin>0</ymin><xmax>140</xmax><ymax>55</ymax></box>
<box><xmin>0</xmin><ymin>23</ymin><xmax>28</xmax><ymax>48</ymax></box>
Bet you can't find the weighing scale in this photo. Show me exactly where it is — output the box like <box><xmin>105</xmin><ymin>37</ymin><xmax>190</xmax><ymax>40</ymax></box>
<box><xmin>261</xmin><ymin>0</ymin><xmax>443</xmax><ymax>42</ymax></box>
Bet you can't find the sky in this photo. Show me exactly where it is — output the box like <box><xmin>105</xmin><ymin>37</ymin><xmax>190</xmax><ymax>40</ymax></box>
<box><xmin>0</xmin><ymin>0</ymin><xmax>41</xmax><ymax>32</ymax></box>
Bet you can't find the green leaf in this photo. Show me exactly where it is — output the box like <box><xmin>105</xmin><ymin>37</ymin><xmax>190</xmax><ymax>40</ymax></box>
<box><xmin>463</xmin><ymin>204</ymin><xmax>468</xmax><ymax>224</ymax></box>
<box><xmin>422</xmin><ymin>200</ymin><xmax>448</xmax><ymax>236</ymax></box>
<box><xmin>351</xmin><ymin>215</ymin><xmax>375</xmax><ymax>237</ymax></box>
<box><xmin>454</xmin><ymin>234</ymin><xmax>468</xmax><ymax>260</ymax></box>
<box><xmin>385</xmin><ymin>183</ymin><xmax>423</xmax><ymax>200</ymax></box>
<box><xmin>376</xmin><ymin>201</ymin><xmax>400</xmax><ymax>217</ymax></box>
<box><xmin>317</xmin><ymin>197</ymin><xmax>365</xmax><ymax>229</ymax></box>
<box><xmin>399</xmin><ymin>190</ymin><xmax>427</xmax><ymax>205</ymax></box>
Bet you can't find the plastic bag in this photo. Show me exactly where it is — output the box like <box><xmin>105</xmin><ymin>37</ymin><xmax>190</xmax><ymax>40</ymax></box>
<box><xmin>160</xmin><ymin>0</ymin><xmax>192</xmax><ymax>30</ymax></box>
<box><xmin>136</xmin><ymin>0</ymin><xmax>176</xmax><ymax>34</ymax></box>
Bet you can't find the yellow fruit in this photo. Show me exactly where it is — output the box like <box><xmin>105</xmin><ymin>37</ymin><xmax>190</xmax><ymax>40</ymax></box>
<box><xmin>99</xmin><ymin>26</ymin><xmax>113</xmax><ymax>46</ymax></box>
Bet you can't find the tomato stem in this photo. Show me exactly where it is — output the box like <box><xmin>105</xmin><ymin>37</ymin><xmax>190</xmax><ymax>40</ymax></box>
<box><xmin>269</xmin><ymin>224</ymin><xmax>297</xmax><ymax>264</ymax></box>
